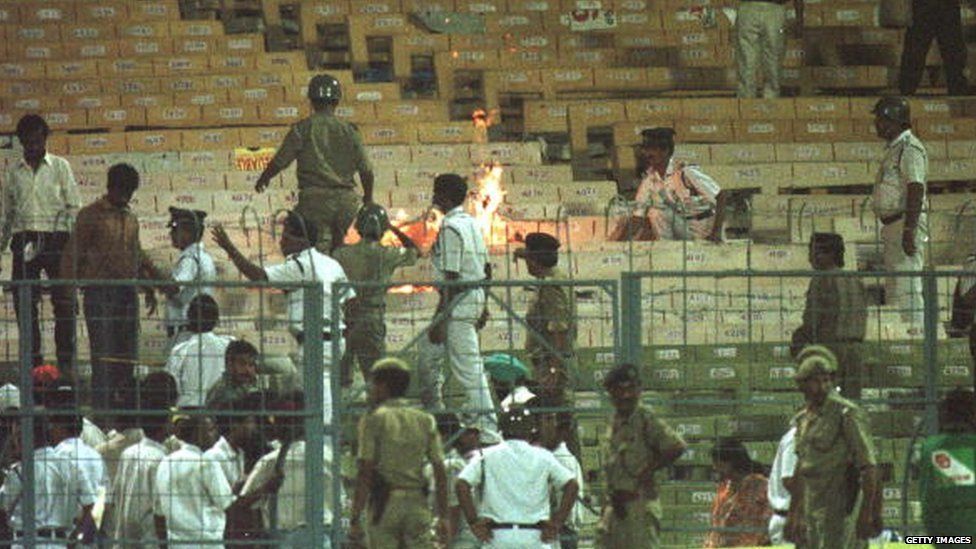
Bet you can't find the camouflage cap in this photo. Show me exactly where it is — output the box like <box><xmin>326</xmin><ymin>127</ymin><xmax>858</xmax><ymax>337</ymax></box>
<box><xmin>794</xmin><ymin>345</ymin><xmax>838</xmax><ymax>381</ymax></box>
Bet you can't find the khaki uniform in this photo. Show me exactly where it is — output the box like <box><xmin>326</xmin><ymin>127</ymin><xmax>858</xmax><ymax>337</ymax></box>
<box><xmin>872</xmin><ymin>129</ymin><xmax>928</xmax><ymax>327</ymax></box>
<box><xmin>333</xmin><ymin>242</ymin><xmax>418</xmax><ymax>385</ymax></box>
<box><xmin>735</xmin><ymin>0</ymin><xmax>788</xmax><ymax>98</ymax></box>
<box><xmin>793</xmin><ymin>271</ymin><xmax>869</xmax><ymax>398</ymax></box>
<box><xmin>599</xmin><ymin>406</ymin><xmax>685</xmax><ymax>548</ymax></box>
<box><xmin>794</xmin><ymin>391</ymin><xmax>877</xmax><ymax>549</ymax></box>
<box><xmin>270</xmin><ymin>111</ymin><xmax>374</xmax><ymax>252</ymax></box>
<box><xmin>205</xmin><ymin>376</ymin><xmax>261</xmax><ymax>409</ymax></box>
<box><xmin>525</xmin><ymin>267</ymin><xmax>576</xmax><ymax>403</ymax></box>
<box><xmin>358</xmin><ymin>398</ymin><xmax>443</xmax><ymax>549</ymax></box>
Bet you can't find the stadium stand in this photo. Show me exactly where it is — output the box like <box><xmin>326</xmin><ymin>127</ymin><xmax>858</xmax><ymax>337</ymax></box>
<box><xmin>1</xmin><ymin>0</ymin><xmax>975</xmax><ymax>546</ymax></box>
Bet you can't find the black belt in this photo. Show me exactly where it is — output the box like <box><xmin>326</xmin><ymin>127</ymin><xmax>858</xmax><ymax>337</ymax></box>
<box><xmin>16</xmin><ymin>527</ymin><xmax>69</xmax><ymax>538</ymax></box>
<box><xmin>774</xmin><ymin>509</ymin><xmax>789</xmax><ymax>517</ymax></box>
<box><xmin>294</xmin><ymin>332</ymin><xmax>332</xmax><ymax>344</ymax></box>
<box><xmin>880</xmin><ymin>212</ymin><xmax>904</xmax><ymax>226</ymax></box>
<box><xmin>488</xmin><ymin>521</ymin><xmax>545</xmax><ymax>530</ymax></box>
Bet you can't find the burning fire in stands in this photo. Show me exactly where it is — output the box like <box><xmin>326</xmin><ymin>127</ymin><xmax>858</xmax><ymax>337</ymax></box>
<box><xmin>385</xmin><ymin>108</ymin><xmax>511</xmax><ymax>294</ymax></box>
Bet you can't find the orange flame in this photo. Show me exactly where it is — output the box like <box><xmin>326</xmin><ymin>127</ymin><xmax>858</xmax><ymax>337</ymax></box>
<box><xmin>470</xmin><ymin>162</ymin><xmax>508</xmax><ymax>248</ymax></box>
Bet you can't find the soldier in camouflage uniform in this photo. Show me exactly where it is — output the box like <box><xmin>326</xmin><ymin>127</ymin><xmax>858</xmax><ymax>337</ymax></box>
<box><xmin>253</xmin><ymin>74</ymin><xmax>375</xmax><ymax>253</ymax></box>
<box><xmin>791</xmin><ymin>233</ymin><xmax>868</xmax><ymax>399</ymax></box>
<box><xmin>333</xmin><ymin>204</ymin><xmax>419</xmax><ymax>388</ymax></box>
<box><xmin>786</xmin><ymin>346</ymin><xmax>883</xmax><ymax>549</ymax></box>
<box><xmin>599</xmin><ymin>363</ymin><xmax>686</xmax><ymax>548</ymax></box>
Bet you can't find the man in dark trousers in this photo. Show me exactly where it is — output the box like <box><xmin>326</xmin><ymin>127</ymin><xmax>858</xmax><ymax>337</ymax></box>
<box><xmin>1</xmin><ymin>114</ymin><xmax>80</xmax><ymax>372</ymax></box>
<box><xmin>898</xmin><ymin>0</ymin><xmax>971</xmax><ymax>96</ymax></box>
<box><xmin>60</xmin><ymin>163</ymin><xmax>163</xmax><ymax>411</ymax></box>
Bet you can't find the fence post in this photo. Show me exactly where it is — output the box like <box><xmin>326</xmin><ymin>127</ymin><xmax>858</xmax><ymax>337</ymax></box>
<box><xmin>620</xmin><ymin>273</ymin><xmax>642</xmax><ymax>366</ymax></box>
<box><xmin>303</xmin><ymin>282</ymin><xmax>326</xmax><ymax>546</ymax></box>
<box><xmin>922</xmin><ymin>273</ymin><xmax>939</xmax><ymax>435</ymax></box>
<box><xmin>16</xmin><ymin>285</ymin><xmax>36</xmax><ymax>546</ymax></box>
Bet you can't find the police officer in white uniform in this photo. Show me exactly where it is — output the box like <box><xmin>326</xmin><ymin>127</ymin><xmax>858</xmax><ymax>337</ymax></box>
<box><xmin>456</xmin><ymin>403</ymin><xmax>579</xmax><ymax>549</ymax></box>
<box><xmin>163</xmin><ymin>207</ymin><xmax>216</xmax><ymax>347</ymax></box>
<box><xmin>419</xmin><ymin>173</ymin><xmax>499</xmax><ymax>438</ymax></box>
<box><xmin>735</xmin><ymin>0</ymin><xmax>804</xmax><ymax>98</ymax></box>
<box><xmin>212</xmin><ymin>210</ymin><xmax>354</xmax><ymax>423</ymax></box>
<box><xmin>871</xmin><ymin>97</ymin><xmax>928</xmax><ymax>329</ymax></box>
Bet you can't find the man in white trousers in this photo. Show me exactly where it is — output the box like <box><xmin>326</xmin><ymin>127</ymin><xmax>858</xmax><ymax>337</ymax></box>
<box><xmin>420</xmin><ymin>173</ymin><xmax>499</xmax><ymax>440</ymax></box>
<box><xmin>871</xmin><ymin>96</ymin><xmax>928</xmax><ymax>330</ymax></box>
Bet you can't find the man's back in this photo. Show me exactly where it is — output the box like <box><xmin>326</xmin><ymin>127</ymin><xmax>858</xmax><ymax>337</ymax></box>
<box><xmin>434</xmin><ymin>208</ymin><xmax>488</xmax><ymax>283</ymax></box>
<box><xmin>0</xmin><ymin>446</ymin><xmax>96</xmax><ymax>530</ymax></box>
<box><xmin>358</xmin><ymin>399</ymin><xmax>440</xmax><ymax>488</ymax></box>
<box><xmin>110</xmin><ymin>438</ymin><xmax>167</xmax><ymax>545</ymax></box>
<box><xmin>154</xmin><ymin>443</ymin><xmax>234</xmax><ymax>541</ymax></box>
<box><xmin>165</xmin><ymin>332</ymin><xmax>232</xmax><ymax>408</ymax></box>
<box><xmin>278</xmin><ymin>112</ymin><xmax>371</xmax><ymax>191</ymax></box>
<box><xmin>333</xmin><ymin>241</ymin><xmax>417</xmax><ymax>314</ymax></box>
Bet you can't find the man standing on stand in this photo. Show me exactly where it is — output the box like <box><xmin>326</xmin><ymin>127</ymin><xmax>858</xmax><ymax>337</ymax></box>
<box><xmin>871</xmin><ymin>97</ymin><xmax>928</xmax><ymax>330</ymax></box>
<box><xmin>898</xmin><ymin>0</ymin><xmax>971</xmax><ymax>96</ymax></box>
<box><xmin>1</xmin><ymin>114</ymin><xmax>80</xmax><ymax>373</ymax></box>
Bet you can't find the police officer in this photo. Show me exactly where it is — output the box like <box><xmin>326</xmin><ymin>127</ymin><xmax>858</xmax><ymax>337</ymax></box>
<box><xmin>599</xmin><ymin>364</ymin><xmax>686</xmax><ymax>548</ymax></box>
<box><xmin>253</xmin><ymin>74</ymin><xmax>376</xmax><ymax>253</ymax></box>
<box><xmin>735</xmin><ymin>0</ymin><xmax>804</xmax><ymax>98</ymax></box>
<box><xmin>515</xmin><ymin>232</ymin><xmax>582</xmax><ymax>460</ymax></box>
<box><xmin>162</xmin><ymin>207</ymin><xmax>216</xmax><ymax>346</ymax></box>
<box><xmin>872</xmin><ymin>97</ymin><xmax>928</xmax><ymax>330</ymax></box>
<box><xmin>786</xmin><ymin>346</ymin><xmax>882</xmax><ymax>549</ymax></box>
<box><xmin>350</xmin><ymin>358</ymin><xmax>449</xmax><ymax>548</ymax></box>
<box><xmin>791</xmin><ymin>233</ymin><xmax>868</xmax><ymax>399</ymax></box>
<box><xmin>333</xmin><ymin>204</ymin><xmax>419</xmax><ymax>388</ymax></box>
<box><xmin>419</xmin><ymin>173</ymin><xmax>498</xmax><ymax>439</ymax></box>
<box><xmin>898</xmin><ymin>0</ymin><xmax>970</xmax><ymax>96</ymax></box>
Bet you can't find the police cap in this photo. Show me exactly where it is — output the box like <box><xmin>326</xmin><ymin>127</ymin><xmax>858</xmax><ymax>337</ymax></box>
<box><xmin>168</xmin><ymin>207</ymin><xmax>207</xmax><ymax>229</ymax></box>
<box><xmin>371</xmin><ymin>357</ymin><xmax>410</xmax><ymax>373</ymax></box>
<box><xmin>794</xmin><ymin>345</ymin><xmax>838</xmax><ymax>381</ymax></box>
<box><xmin>872</xmin><ymin>96</ymin><xmax>911</xmax><ymax>125</ymax></box>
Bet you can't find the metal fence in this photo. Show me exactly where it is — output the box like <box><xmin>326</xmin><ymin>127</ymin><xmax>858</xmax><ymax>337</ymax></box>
<box><xmin>0</xmin><ymin>266</ymin><xmax>971</xmax><ymax>546</ymax></box>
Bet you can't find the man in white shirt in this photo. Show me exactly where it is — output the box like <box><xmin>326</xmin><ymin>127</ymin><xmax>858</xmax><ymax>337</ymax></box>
<box><xmin>165</xmin><ymin>295</ymin><xmax>232</xmax><ymax>408</ymax></box>
<box><xmin>50</xmin><ymin>411</ymin><xmax>108</xmax><ymax>494</ymax></box>
<box><xmin>102</xmin><ymin>372</ymin><xmax>176</xmax><ymax>547</ymax></box>
<box><xmin>153</xmin><ymin>415</ymin><xmax>235</xmax><ymax>545</ymax></box>
<box><xmin>420</xmin><ymin>174</ymin><xmax>498</xmax><ymax>438</ymax></box>
<box><xmin>767</xmin><ymin>426</ymin><xmax>797</xmax><ymax>545</ymax></box>
<box><xmin>239</xmin><ymin>392</ymin><xmax>338</xmax><ymax>547</ymax></box>
<box><xmin>1</xmin><ymin>114</ymin><xmax>81</xmax><ymax>372</ymax></box>
<box><xmin>456</xmin><ymin>404</ymin><xmax>579</xmax><ymax>549</ymax></box>
<box><xmin>0</xmin><ymin>416</ymin><xmax>98</xmax><ymax>547</ymax></box>
<box><xmin>213</xmin><ymin>210</ymin><xmax>354</xmax><ymax>423</ymax></box>
<box><xmin>162</xmin><ymin>207</ymin><xmax>216</xmax><ymax>347</ymax></box>
<box><xmin>872</xmin><ymin>97</ymin><xmax>929</xmax><ymax>330</ymax></box>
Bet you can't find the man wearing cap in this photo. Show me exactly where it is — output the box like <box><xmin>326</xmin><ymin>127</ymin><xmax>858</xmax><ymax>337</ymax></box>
<box><xmin>786</xmin><ymin>346</ymin><xmax>882</xmax><ymax>548</ymax></box>
<box><xmin>456</xmin><ymin>402</ymin><xmax>579</xmax><ymax>548</ymax></box>
<box><xmin>213</xmin><ymin>210</ymin><xmax>354</xmax><ymax>423</ymax></box>
<box><xmin>419</xmin><ymin>173</ymin><xmax>498</xmax><ymax>438</ymax></box>
<box><xmin>735</xmin><ymin>0</ymin><xmax>804</xmax><ymax>98</ymax></box>
<box><xmin>350</xmin><ymin>358</ymin><xmax>450</xmax><ymax>548</ymax></box>
<box><xmin>791</xmin><ymin>233</ymin><xmax>868</xmax><ymax>399</ymax></box>
<box><xmin>613</xmin><ymin>128</ymin><xmax>727</xmax><ymax>242</ymax></box>
<box><xmin>872</xmin><ymin>97</ymin><xmax>928</xmax><ymax>329</ymax></box>
<box><xmin>253</xmin><ymin>73</ymin><xmax>376</xmax><ymax>253</ymax></box>
<box><xmin>599</xmin><ymin>363</ymin><xmax>686</xmax><ymax>548</ymax></box>
<box><xmin>162</xmin><ymin>206</ymin><xmax>216</xmax><ymax>347</ymax></box>
<box><xmin>333</xmin><ymin>203</ymin><xmax>420</xmax><ymax>388</ymax></box>
<box><xmin>898</xmin><ymin>0</ymin><xmax>970</xmax><ymax>96</ymax></box>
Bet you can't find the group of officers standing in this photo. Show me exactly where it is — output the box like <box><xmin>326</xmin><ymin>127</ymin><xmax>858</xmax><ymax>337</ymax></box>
<box><xmin>0</xmin><ymin>66</ymin><xmax>948</xmax><ymax>548</ymax></box>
